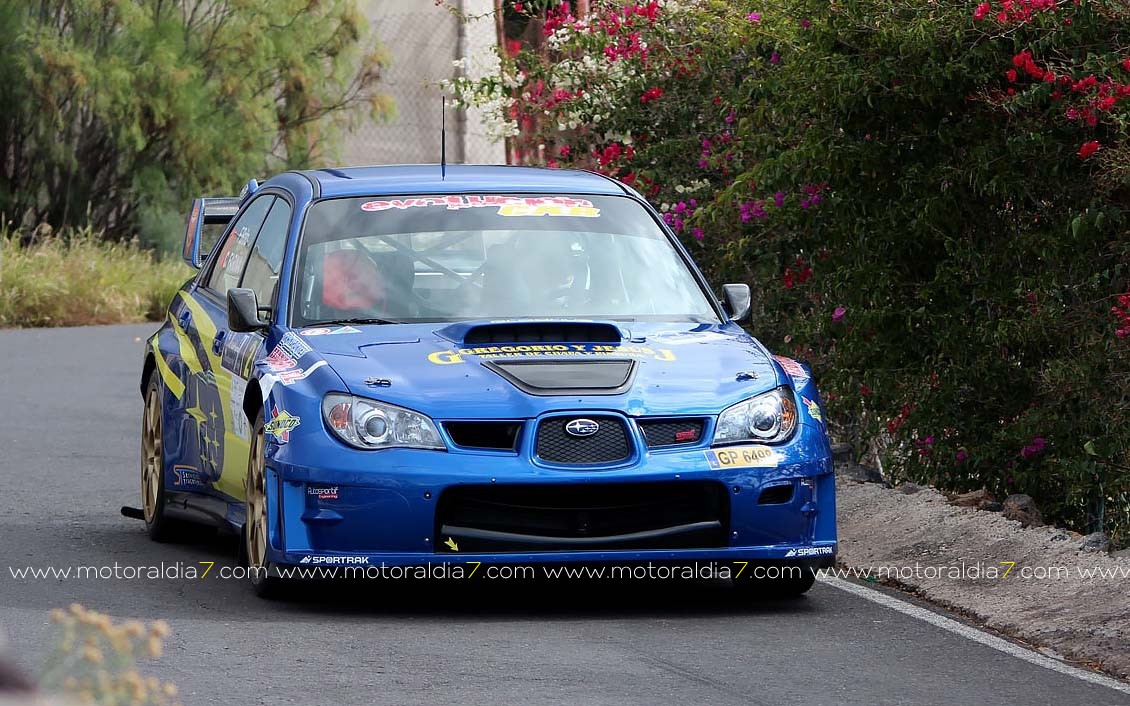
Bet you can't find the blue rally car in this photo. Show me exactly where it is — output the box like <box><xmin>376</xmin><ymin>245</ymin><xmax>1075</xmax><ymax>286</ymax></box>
<box><xmin>140</xmin><ymin>165</ymin><xmax>835</xmax><ymax>597</ymax></box>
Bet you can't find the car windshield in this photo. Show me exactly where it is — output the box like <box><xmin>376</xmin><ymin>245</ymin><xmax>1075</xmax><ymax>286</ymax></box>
<box><xmin>291</xmin><ymin>194</ymin><xmax>720</xmax><ymax>326</ymax></box>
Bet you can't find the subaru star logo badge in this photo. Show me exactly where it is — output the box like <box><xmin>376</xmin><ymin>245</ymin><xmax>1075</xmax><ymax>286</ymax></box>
<box><xmin>565</xmin><ymin>418</ymin><xmax>600</xmax><ymax>437</ymax></box>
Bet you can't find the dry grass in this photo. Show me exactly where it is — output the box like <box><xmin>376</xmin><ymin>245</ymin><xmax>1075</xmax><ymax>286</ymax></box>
<box><xmin>0</xmin><ymin>230</ymin><xmax>190</xmax><ymax>328</ymax></box>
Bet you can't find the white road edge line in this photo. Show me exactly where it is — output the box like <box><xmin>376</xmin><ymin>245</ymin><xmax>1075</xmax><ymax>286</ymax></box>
<box><xmin>818</xmin><ymin>575</ymin><xmax>1130</xmax><ymax>696</ymax></box>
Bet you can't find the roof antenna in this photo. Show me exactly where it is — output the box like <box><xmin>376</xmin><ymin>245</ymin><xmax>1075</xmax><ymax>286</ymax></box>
<box><xmin>440</xmin><ymin>95</ymin><xmax>447</xmax><ymax>180</ymax></box>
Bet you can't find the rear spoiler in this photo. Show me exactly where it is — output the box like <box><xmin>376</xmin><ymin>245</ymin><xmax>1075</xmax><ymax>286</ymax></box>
<box><xmin>181</xmin><ymin>180</ymin><xmax>260</xmax><ymax>268</ymax></box>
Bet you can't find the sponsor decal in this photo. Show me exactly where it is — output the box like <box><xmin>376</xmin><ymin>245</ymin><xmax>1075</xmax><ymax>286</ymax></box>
<box><xmin>784</xmin><ymin>546</ymin><xmax>835</xmax><ymax>558</ymax></box>
<box><xmin>802</xmin><ymin>396</ymin><xmax>823</xmax><ymax>424</ymax></box>
<box><xmin>427</xmin><ymin>343</ymin><xmax>676</xmax><ymax>365</ymax></box>
<box><xmin>172</xmin><ymin>465</ymin><xmax>209</xmax><ymax>489</ymax></box>
<box><xmin>263</xmin><ymin>346</ymin><xmax>297</xmax><ymax>373</ymax></box>
<box><xmin>300</xmin><ymin>325</ymin><xmax>362</xmax><ymax>337</ymax></box>
<box><xmin>298</xmin><ymin>555</ymin><xmax>370</xmax><ymax>565</ymax></box>
<box><xmin>277</xmin><ymin>331</ymin><xmax>313</xmax><ymax>359</ymax></box>
<box><xmin>307</xmin><ymin>485</ymin><xmax>339</xmax><ymax>500</ymax></box>
<box><xmin>229</xmin><ymin>376</ymin><xmax>250</xmax><ymax>441</ymax></box>
<box><xmin>276</xmin><ymin>360</ymin><xmax>328</xmax><ymax>386</ymax></box>
<box><xmin>221</xmin><ymin>332</ymin><xmax>260</xmax><ymax>379</ymax></box>
<box><xmin>260</xmin><ymin>333</ymin><xmax>324</xmax><ymax>385</ymax></box>
<box><xmin>704</xmin><ymin>445</ymin><xmax>780</xmax><ymax>469</ymax></box>
<box><xmin>264</xmin><ymin>406</ymin><xmax>301</xmax><ymax>444</ymax></box>
<box><xmin>360</xmin><ymin>195</ymin><xmax>600</xmax><ymax>218</ymax></box>
<box><xmin>774</xmin><ymin>355</ymin><xmax>810</xmax><ymax>386</ymax></box>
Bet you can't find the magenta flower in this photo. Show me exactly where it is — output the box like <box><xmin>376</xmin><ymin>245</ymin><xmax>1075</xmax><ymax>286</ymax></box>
<box><xmin>773</xmin><ymin>191</ymin><xmax>785</xmax><ymax>208</ymax></box>
<box><xmin>747</xmin><ymin>12</ymin><xmax>761</xmax><ymax>22</ymax></box>
<box><xmin>1020</xmin><ymin>437</ymin><xmax>1047</xmax><ymax>460</ymax></box>
<box><xmin>692</xmin><ymin>227</ymin><xmax>704</xmax><ymax>241</ymax></box>
<box><xmin>832</xmin><ymin>305</ymin><xmax>846</xmax><ymax>322</ymax></box>
<box><xmin>800</xmin><ymin>19</ymin><xmax>811</xmax><ymax>28</ymax></box>
<box><xmin>770</xmin><ymin>52</ymin><xmax>780</xmax><ymax>64</ymax></box>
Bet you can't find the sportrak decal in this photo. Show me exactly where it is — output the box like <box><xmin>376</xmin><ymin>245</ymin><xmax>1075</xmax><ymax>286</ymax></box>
<box><xmin>784</xmin><ymin>546</ymin><xmax>834</xmax><ymax>558</ymax></box>
<box><xmin>704</xmin><ymin>445</ymin><xmax>780</xmax><ymax>469</ymax></box>
<box><xmin>360</xmin><ymin>195</ymin><xmax>600</xmax><ymax>218</ymax></box>
<box><xmin>427</xmin><ymin>343</ymin><xmax>676</xmax><ymax>365</ymax></box>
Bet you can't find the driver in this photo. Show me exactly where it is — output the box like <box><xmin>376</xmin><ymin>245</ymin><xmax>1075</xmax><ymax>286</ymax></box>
<box><xmin>320</xmin><ymin>248</ymin><xmax>385</xmax><ymax>315</ymax></box>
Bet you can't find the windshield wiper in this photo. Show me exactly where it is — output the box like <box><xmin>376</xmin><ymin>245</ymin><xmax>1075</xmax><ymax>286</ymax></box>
<box><xmin>303</xmin><ymin>317</ymin><xmax>401</xmax><ymax>327</ymax></box>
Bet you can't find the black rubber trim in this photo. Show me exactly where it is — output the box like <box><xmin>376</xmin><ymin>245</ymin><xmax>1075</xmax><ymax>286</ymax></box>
<box><xmin>440</xmin><ymin>520</ymin><xmax>723</xmax><ymax>547</ymax></box>
<box><xmin>293</xmin><ymin>170</ymin><xmax>321</xmax><ymax>198</ymax></box>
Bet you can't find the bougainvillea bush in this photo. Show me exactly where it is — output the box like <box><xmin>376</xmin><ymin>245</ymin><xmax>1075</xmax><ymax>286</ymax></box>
<box><xmin>450</xmin><ymin>0</ymin><xmax>1130</xmax><ymax>543</ymax></box>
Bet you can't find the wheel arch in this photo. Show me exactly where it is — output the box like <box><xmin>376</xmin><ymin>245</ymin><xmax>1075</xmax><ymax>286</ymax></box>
<box><xmin>140</xmin><ymin>352</ymin><xmax>157</xmax><ymax>397</ymax></box>
<box><xmin>243</xmin><ymin>376</ymin><xmax>265</xmax><ymax>425</ymax></box>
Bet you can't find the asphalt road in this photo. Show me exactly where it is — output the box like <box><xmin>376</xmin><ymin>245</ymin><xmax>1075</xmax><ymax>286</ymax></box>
<box><xmin>0</xmin><ymin>323</ymin><xmax>1126</xmax><ymax>706</ymax></box>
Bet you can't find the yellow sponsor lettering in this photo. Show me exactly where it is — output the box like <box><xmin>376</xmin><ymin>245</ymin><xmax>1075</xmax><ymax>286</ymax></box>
<box><xmin>428</xmin><ymin>350</ymin><xmax>464</xmax><ymax>365</ymax></box>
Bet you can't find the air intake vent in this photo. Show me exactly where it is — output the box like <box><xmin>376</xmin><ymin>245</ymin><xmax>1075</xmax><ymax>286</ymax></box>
<box><xmin>435</xmin><ymin>481</ymin><xmax>730</xmax><ymax>553</ymax></box>
<box><xmin>444</xmin><ymin>421</ymin><xmax>522</xmax><ymax>451</ymax></box>
<box><xmin>758</xmin><ymin>484</ymin><xmax>794</xmax><ymax>505</ymax></box>
<box><xmin>536</xmin><ymin>416</ymin><xmax>631</xmax><ymax>465</ymax></box>
<box><xmin>462</xmin><ymin>321</ymin><xmax>622</xmax><ymax>344</ymax></box>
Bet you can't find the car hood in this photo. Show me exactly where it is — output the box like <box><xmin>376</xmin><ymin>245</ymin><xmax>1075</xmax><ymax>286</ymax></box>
<box><xmin>302</xmin><ymin>321</ymin><xmax>785</xmax><ymax>419</ymax></box>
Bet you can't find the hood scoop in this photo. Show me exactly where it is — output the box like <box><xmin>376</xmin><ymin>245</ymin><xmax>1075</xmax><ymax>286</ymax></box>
<box><xmin>439</xmin><ymin>320</ymin><xmax>624</xmax><ymax>345</ymax></box>
<box><xmin>484</xmin><ymin>359</ymin><xmax>636</xmax><ymax>396</ymax></box>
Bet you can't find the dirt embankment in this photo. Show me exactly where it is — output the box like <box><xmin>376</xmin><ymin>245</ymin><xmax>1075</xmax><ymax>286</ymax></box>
<box><xmin>836</xmin><ymin>477</ymin><xmax>1130</xmax><ymax>679</ymax></box>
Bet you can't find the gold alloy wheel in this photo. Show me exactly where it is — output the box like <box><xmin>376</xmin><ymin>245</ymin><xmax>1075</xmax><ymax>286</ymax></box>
<box><xmin>141</xmin><ymin>385</ymin><xmax>163</xmax><ymax>523</ymax></box>
<box><xmin>245</xmin><ymin>425</ymin><xmax>268</xmax><ymax>571</ymax></box>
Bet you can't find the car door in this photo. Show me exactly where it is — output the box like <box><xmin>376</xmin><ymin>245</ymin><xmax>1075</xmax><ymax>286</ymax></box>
<box><xmin>178</xmin><ymin>195</ymin><xmax>275</xmax><ymax>500</ymax></box>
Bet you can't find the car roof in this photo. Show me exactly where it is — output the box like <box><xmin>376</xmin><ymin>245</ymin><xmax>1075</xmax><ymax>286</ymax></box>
<box><xmin>277</xmin><ymin>165</ymin><xmax>631</xmax><ymax>199</ymax></box>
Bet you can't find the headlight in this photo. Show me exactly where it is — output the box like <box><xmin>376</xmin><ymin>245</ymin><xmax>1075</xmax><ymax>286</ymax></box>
<box><xmin>322</xmin><ymin>393</ymin><xmax>444</xmax><ymax>450</ymax></box>
<box><xmin>713</xmin><ymin>387</ymin><xmax>798</xmax><ymax>445</ymax></box>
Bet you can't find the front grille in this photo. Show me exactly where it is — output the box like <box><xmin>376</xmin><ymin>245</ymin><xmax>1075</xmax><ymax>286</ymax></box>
<box><xmin>444</xmin><ymin>421</ymin><xmax>522</xmax><ymax>451</ymax></box>
<box><xmin>535</xmin><ymin>415</ymin><xmax>630</xmax><ymax>465</ymax></box>
<box><xmin>639</xmin><ymin>419</ymin><xmax>705</xmax><ymax>447</ymax></box>
<box><xmin>435</xmin><ymin>481</ymin><xmax>730</xmax><ymax>553</ymax></box>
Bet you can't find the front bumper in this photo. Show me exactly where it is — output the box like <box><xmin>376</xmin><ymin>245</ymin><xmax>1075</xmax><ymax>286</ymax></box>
<box><xmin>262</xmin><ymin>425</ymin><xmax>837</xmax><ymax>568</ymax></box>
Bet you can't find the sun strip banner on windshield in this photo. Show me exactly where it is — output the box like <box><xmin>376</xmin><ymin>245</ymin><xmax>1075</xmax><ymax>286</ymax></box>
<box><xmin>360</xmin><ymin>195</ymin><xmax>600</xmax><ymax>218</ymax></box>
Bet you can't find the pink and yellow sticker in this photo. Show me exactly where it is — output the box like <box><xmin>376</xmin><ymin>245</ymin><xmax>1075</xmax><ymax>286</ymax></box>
<box><xmin>360</xmin><ymin>195</ymin><xmax>599</xmax><ymax>218</ymax></box>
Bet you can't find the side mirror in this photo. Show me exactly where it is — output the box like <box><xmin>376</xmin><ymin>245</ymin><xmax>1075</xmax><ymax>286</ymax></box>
<box><xmin>182</xmin><ymin>199</ymin><xmax>205</xmax><ymax>269</ymax></box>
<box><xmin>228</xmin><ymin>288</ymin><xmax>268</xmax><ymax>332</ymax></box>
<box><xmin>722</xmin><ymin>283</ymin><xmax>752</xmax><ymax>323</ymax></box>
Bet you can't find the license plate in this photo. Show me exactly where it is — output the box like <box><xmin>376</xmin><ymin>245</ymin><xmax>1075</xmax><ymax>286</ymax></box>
<box><xmin>704</xmin><ymin>445</ymin><xmax>779</xmax><ymax>469</ymax></box>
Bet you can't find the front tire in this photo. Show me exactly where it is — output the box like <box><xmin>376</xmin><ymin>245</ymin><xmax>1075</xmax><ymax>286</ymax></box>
<box><xmin>141</xmin><ymin>373</ymin><xmax>177</xmax><ymax>541</ymax></box>
<box><xmin>244</xmin><ymin>409</ymin><xmax>285</xmax><ymax>598</ymax></box>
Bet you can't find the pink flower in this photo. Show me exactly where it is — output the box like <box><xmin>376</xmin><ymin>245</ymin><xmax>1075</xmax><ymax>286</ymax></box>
<box><xmin>832</xmin><ymin>306</ymin><xmax>846</xmax><ymax>322</ymax></box>
<box><xmin>769</xmin><ymin>52</ymin><xmax>780</xmax><ymax>65</ymax></box>
<box><xmin>692</xmin><ymin>227</ymin><xmax>704</xmax><ymax>241</ymax></box>
<box><xmin>1020</xmin><ymin>437</ymin><xmax>1047</xmax><ymax>459</ymax></box>
<box><xmin>746</xmin><ymin>12</ymin><xmax>760</xmax><ymax>23</ymax></box>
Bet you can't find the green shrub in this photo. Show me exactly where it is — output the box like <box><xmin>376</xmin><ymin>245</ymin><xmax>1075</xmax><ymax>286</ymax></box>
<box><xmin>0</xmin><ymin>228</ymin><xmax>189</xmax><ymax>327</ymax></box>
<box><xmin>452</xmin><ymin>0</ymin><xmax>1130</xmax><ymax>544</ymax></box>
